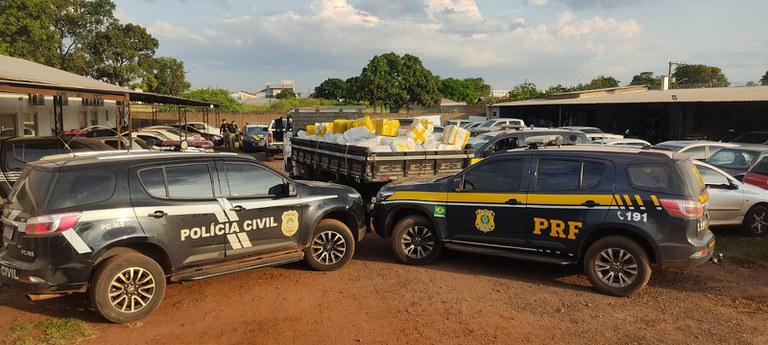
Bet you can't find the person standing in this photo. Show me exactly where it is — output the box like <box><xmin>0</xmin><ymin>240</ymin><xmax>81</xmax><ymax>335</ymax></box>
<box><xmin>220</xmin><ymin>119</ymin><xmax>231</xmax><ymax>150</ymax></box>
<box><xmin>228</xmin><ymin>120</ymin><xmax>239</xmax><ymax>150</ymax></box>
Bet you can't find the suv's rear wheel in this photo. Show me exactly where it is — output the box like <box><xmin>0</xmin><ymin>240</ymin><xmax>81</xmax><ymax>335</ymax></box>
<box><xmin>304</xmin><ymin>219</ymin><xmax>355</xmax><ymax>271</ymax></box>
<box><xmin>391</xmin><ymin>215</ymin><xmax>442</xmax><ymax>265</ymax></box>
<box><xmin>743</xmin><ymin>205</ymin><xmax>768</xmax><ymax>237</ymax></box>
<box><xmin>90</xmin><ymin>253</ymin><xmax>166</xmax><ymax>323</ymax></box>
<box><xmin>583</xmin><ymin>236</ymin><xmax>651</xmax><ymax>297</ymax></box>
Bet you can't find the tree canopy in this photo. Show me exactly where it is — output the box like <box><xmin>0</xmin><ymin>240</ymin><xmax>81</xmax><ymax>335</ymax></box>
<box><xmin>356</xmin><ymin>52</ymin><xmax>440</xmax><ymax>112</ymax></box>
<box><xmin>182</xmin><ymin>88</ymin><xmax>243</xmax><ymax>113</ymax></box>
<box><xmin>440</xmin><ymin>78</ymin><xmax>480</xmax><ymax>104</ymax></box>
<box><xmin>313</xmin><ymin>78</ymin><xmax>347</xmax><ymax>100</ymax></box>
<box><xmin>275</xmin><ymin>89</ymin><xmax>297</xmax><ymax>100</ymax></box>
<box><xmin>140</xmin><ymin>57</ymin><xmax>191</xmax><ymax>96</ymax></box>
<box><xmin>673</xmin><ymin>64</ymin><xmax>729</xmax><ymax>87</ymax></box>
<box><xmin>760</xmin><ymin>71</ymin><xmax>768</xmax><ymax>86</ymax></box>
<box><xmin>629</xmin><ymin>72</ymin><xmax>661</xmax><ymax>88</ymax></box>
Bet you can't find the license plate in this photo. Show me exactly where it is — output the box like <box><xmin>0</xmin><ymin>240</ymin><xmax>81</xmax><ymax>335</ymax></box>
<box><xmin>2</xmin><ymin>224</ymin><xmax>14</xmax><ymax>241</ymax></box>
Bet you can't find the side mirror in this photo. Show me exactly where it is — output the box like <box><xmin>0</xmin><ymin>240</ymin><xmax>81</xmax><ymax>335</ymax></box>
<box><xmin>452</xmin><ymin>178</ymin><xmax>463</xmax><ymax>192</ymax></box>
<box><xmin>287</xmin><ymin>181</ymin><xmax>297</xmax><ymax>197</ymax></box>
<box><xmin>483</xmin><ymin>148</ymin><xmax>494</xmax><ymax>157</ymax></box>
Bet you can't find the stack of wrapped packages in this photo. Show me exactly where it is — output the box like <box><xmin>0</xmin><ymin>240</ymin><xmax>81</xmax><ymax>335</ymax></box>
<box><xmin>297</xmin><ymin>116</ymin><xmax>470</xmax><ymax>153</ymax></box>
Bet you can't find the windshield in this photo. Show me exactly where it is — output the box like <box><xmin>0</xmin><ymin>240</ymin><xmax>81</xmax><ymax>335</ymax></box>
<box><xmin>653</xmin><ymin>144</ymin><xmax>684</xmax><ymax>151</ymax></box>
<box><xmin>8</xmin><ymin>168</ymin><xmax>54</xmax><ymax>213</ymax></box>
<box><xmin>707</xmin><ymin>148</ymin><xmax>758</xmax><ymax>170</ymax></box>
<box><xmin>468</xmin><ymin>133</ymin><xmax>495</xmax><ymax>148</ymax></box>
<box><xmin>245</xmin><ymin>126</ymin><xmax>266</xmax><ymax>134</ymax></box>
<box><xmin>479</xmin><ymin>120</ymin><xmax>496</xmax><ymax>127</ymax></box>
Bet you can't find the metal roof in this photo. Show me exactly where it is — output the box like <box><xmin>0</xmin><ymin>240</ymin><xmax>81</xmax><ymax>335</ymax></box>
<box><xmin>492</xmin><ymin>86</ymin><xmax>768</xmax><ymax>107</ymax></box>
<box><xmin>0</xmin><ymin>53</ymin><xmax>216</xmax><ymax>107</ymax></box>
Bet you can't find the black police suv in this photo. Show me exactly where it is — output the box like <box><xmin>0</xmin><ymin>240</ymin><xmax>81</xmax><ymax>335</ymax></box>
<box><xmin>373</xmin><ymin>145</ymin><xmax>714</xmax><ymax>296</ymax></box>
<box><xmin>0</xmin><ymin>151</ymin><xmax>366</xmax><ymax>323</ymax></box>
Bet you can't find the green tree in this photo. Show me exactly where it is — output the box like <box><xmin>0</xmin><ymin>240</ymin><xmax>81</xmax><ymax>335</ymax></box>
<box><xmin>50</xmin><ymin>0</ymin><xmax>116</xmax><ymax>74</ymax></box>
<box><xmin>0</xmin><ymin>0</ymin><xmax>58</xmax><ymax>65</ymax></box>
<box><xmin>545</xmin><ymin>84</ymin><xmax>575</xmax><ymax>94</ymax></box>
<box><xmin>507</xmin><ymin>81</ymin><xmax>545</xmax><ymax>101</ymax></box>
<box><xmin>182</xmin><ymin>88</ymin><xmax>243</xmax><ymax>112</ymax></box>
<box><xmin>463</xmin><ymin>77</ymin><xmax>491</xmax><ymax>97</ymax></box>
<box><xmin>440</xmin><ymin>78</ymin><xmax>479</xmax><ymax>104</ymax></box>
<box><xmin>344</xmin><ymin>76</ymin><xmax>363</xmax><ymax>103</ymax></box>
<box><xmin>673</xmin><ymin>64</ymin><xmax>729</xmax><ymax>87</ymax></box>
<box><xmin>313</xmin><ymin>78</ymin><xmax>347</xmax><ymax>100</ymax></box>
<box><xmin>629</xmin><ymin>72</ymin><xmax>661</xmax><ymax>88</ymax></box>
<box><xmin>275</xmin><ymin>89</ymin><xmax>297</xmax><ymax>99</ymax></box>
<box><xmin>356</xmin><ymin>52</ymin><xmax>440</xmax><ymax>112</ymax></box>
<box><xmin>586</xmin><ymin>76</ymin><xmax>620</xmax><ymax>89</ymax></box>
<box><xmin>140</xmin><ymin>57</ymin><xmax>191</xmax><ymax>96</ymax></box>
<box><xmin>760</xmin><ymin>71</ymin><xmax>768</xmax><ymax>86</ymax></box>
<box><xmin>86</xmin><ymin>23</ymin><xmax>158</xmax><ymax>86</ymax></box>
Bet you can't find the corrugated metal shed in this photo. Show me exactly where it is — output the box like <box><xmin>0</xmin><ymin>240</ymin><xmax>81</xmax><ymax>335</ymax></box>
<box><xmin>493</xmin><ymin>86</ymin><xmax>768</xmax><ymax>107</ymax></box>
<box><xmin>0</xmin><ymin>53</ymin><xmax>216</xmax><ymax>107</ymax></box>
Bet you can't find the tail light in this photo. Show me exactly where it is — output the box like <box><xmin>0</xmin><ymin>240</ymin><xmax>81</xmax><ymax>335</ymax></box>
<box><xmin>660</xmin><ymin>199</ymin><xmax>704</xmax><ymax>219</ymax></box>
<box><xmin>25</xmin><ymin>212</ymin><xmax>82</xmax><ymax>236</ymax></box>
<box><xmin>267</xmin><ymin>132</ymin><xmax>273</xmax><ymax>144</ymax></box>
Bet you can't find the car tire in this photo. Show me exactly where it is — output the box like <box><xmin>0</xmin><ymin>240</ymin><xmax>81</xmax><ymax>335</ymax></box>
<box><xmin>89</xmin><ymin>253</ymin><xmax>166</xmax><ymax>323</ymax></box>
<box><xmin>304</xmin><ymin>219</ymin><xmax>355</xmax><ymax>271</ymax></box>
<box><xmin>391</xmin><ymin>215</ymin><xmax>443</xmax><ymax>265</ymax></box>
<box><xmin>743</xmin><ymin>205</ymin><xmax>768</xmax><ymax>237</ymax></box>
<box><xmin>583</xmin><ymin>236</ymin><xmax>651</xmax><ymax>297</ymax></box>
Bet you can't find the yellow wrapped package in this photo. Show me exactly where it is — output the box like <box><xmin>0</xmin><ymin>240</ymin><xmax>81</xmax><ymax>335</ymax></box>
<box><xmin>418</xmin><ymin>119</ymin><xmax>436</xmax><ymax>133</ymax></box>
<box><xmin>306</xmin><ymin>125</ymin><xmax>316</xmax><ymax>135</ymax></box>
<box><xmin>333</xmin><ymin>119</ymin><xmax>350</xmax><ymax>134</ymax></box>
<box><xmin>352</xmin><ymin>116</ymin><xmax>374</xmax><ymax>132</ymax></box>
<box><xmin>374</xmin><ymin>119</ymin><xmax>400</xmax><ymax>137</ymax></box>
<box><xmin>389</xmin><ymin>137</ymin><xmax>416</xmax><ymax>152</ymax></box>
<box><xmin>441</xmin><ymin>125</ymin><xmax>471</xmax><ymax>149</ymax></box>
<box><xmin>405</xmin><ymin>121</ymin><xmax>431</xmax><ymax>144</ymax></box>
<box><xmin>316</xmin><ymin>122</ymin><xmax>334</xmax><ymax>136</ymax></box>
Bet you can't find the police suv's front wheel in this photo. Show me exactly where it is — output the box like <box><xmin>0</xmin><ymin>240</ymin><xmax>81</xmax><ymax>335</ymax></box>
<box><xmin>304</xmin><ymin>219</ymin><xmax>355</xmax><ymax>271</ymax></box>
<box><xmin>89</xmin><ymin>253</ymin><xmax>166</xmax><ymax>323</ymax></box>
<box><xmin>391</xmin><ymin>215</ymin><xmax>443</xmax><ymax>265</ymax></box>
<box><xmin>583</xmin><ymin>236</ymin><xmax>651</xmax><ymax>297</ymax></box>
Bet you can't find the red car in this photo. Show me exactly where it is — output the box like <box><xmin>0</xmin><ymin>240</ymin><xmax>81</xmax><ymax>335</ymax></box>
<box><xmin>743</xmin><ymin>156</ymin><xmax>768</xmax><ymax>190</ymax></box>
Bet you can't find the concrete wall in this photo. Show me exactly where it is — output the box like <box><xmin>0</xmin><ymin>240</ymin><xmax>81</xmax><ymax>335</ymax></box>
<box><xmin>0</xmin><ymin>93</ymin><xmax>118</xmax><ymax>136</ymax></box>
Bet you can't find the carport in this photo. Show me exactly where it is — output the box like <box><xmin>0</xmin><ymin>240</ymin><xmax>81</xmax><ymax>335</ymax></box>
<box><xmin>487</xmin><ymin>86</ymin><xmax>768</xmax><ymax>143</ymax></box>
<box><xmin>0</xmin><ymin>54</ymin><xmax>218</xmax><ymax>146</ymax></box>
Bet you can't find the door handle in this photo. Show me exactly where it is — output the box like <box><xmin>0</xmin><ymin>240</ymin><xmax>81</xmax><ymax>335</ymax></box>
<box><xmin>582</xmin><ymin>200</ymin><xmax>599</xmax><ymax>207</ymax></box>
<box><xmin>506</xmin><ymin>198</ymin><xmax>520</xmax><ymax>205</ymax></box>
<box><xmin>230</xmin><ymin>205</ymin><xmax>245</xmax><ymax>212</ymax></box>
<box><xmin>148</xmin><ymin>210</ymin><xmax>167</xmax><ymax>218</ymax></box>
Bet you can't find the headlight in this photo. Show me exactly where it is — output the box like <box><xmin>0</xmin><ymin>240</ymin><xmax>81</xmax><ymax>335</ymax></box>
<box><xmin>375</xmin><ymin>190</ymin><xmax>394</xmax><ymax>203</ymax></box>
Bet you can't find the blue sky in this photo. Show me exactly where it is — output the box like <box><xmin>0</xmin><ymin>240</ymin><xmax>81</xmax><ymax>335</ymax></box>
<box><xmin>114</xmin><ymin>0</ymin><xmax>768</xmax><ymax>95</ymax></box>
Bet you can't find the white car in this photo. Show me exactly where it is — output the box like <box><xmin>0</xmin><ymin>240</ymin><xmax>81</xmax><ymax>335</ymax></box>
<box><xmin>469</xmin><ymin>118</ymin><xmax>526</xmax><ymax>135</ymax></box>
<box><xmin>653</xmin><ymin>140</ymin><xmax>738</xmax><ymax>161</ymax></box>
<box><xmin>694</xmin><ymin>160</ymin><xmax>768</xmax><ymax>236</ymax></box>
<box><xmin>593</xmin><ymin>138</ymin><xmax>651</xmax><ymax>148</ymax></box>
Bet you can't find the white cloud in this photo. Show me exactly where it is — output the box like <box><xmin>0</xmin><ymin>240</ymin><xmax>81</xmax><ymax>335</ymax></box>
<box><xmin>147</xmin><ymin>21</ymin><xmax>208</xmax><ymax>43</ymax></box>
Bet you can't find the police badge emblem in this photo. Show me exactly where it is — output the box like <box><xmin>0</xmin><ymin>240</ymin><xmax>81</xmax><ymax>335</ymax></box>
<box><xmin>281</xmin><ymin>210</ymin><xmax>299</xmax><ymax>236</ymax></box>
<box><xmin>475</xmin><ymin>209</ymin><xmax>495</xmax><ymax>233</ymax></box>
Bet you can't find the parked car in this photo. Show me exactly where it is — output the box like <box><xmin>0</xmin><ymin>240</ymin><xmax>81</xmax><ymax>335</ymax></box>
<box><xmin>731</xmin><ymin>131</ymin><xmax>768</xmax><ymax>145</ymax></box>
<box><xmin>742</xmin><ymin>155</ymin><xmax>768</xmax><ymax>190</ymax></box>
<box><xmin>265</xmin><ymin>117</ymin><xmax>292</xmax><ymax>161</ymax></box>
<box><xmin>0</xmin><ymin>136</ymin><xmax>114</xmax><ymax>198</ymax></box>
<box><xmin>593</xmin><ymin>138</ymin><xmax>651</xmax><ymax>148</ymax></box>
<box><xmin>136</xmin><ymin>127</ymin><xmax>215</xmax><ymax>151</ymax></box>
<box><xmin>461</xmin><ymin>122</ymin><xmax>483</xmax><ymax>130</ymax></box>
<box><xmin>467</xmin><ymin>128</ymin><xmax>590</xmax><ymax>159</ymax></box>
<box><xmin>443</xmin><ymin>119</ymin><xmax>471</xmax><ymax>127</ymax></box>
<box><xmin>704</xmin><ymin>144</ymin><xmax>768</xmax><ymax>179</ymax></box>
<box><xmin>557</xmin><ymin>126</ymin><xmax>624</xmax><ymax>141</ymax></box>
<box><xmin>242</xmin><ymin>124</ymin><xmax>268</xmax><ymax>152</ymax></box>
<box><xmin>129</xmin><ymin>131</ymin><xmax>210</xmax><ymax>152</ymax></box>
<box><xmin>0</xmin><ymin>151</ymin><xmax>366</xmax><ymax>323</ymax></box>
<box><xmin>469</xmin><ymin>118</ymin><xmax>526</xmax><ymax>135</ymax></box>
<box><xmin>653</xmin><ymin>140</ymin><xmax>737</xmax><ymax>161</ymax></box>
<box><xmin>373</xmin><ymin>145</ymin><xmax>714</xmax><ymax>296</ymax></box>
<box><xmin>694</xmin><ymin>160</ymin><xmax>768</xmax><ymax>236</ymax></box>
<box><xmin>168</xmin><ymin>123</ymin><xmax>224</xmax><ymax>146</ymax></box>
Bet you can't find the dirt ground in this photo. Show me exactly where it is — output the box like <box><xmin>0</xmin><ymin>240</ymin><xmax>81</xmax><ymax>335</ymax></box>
<box><xmin>1</xmin><ymin>153</ymin><xmax>767</xmax><ymax>345</ymax></box>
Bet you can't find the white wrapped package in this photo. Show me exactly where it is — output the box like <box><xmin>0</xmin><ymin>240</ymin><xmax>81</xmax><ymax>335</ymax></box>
<box><xmin>405</xmin><ymin>121</ymin><xmax>431</xmax><ymax>144</ymax></box>
<box><xmin>296</xmin><ymin>130</ymin><xmax>307</xmax><ymax>138</ymax></box>
<box><xmin>421</xmin><ymin>139</ymin><xmax>439</xmax><ymax>150</ymax></box>
<box><xmin>441</xmin><ymin>125</ymin><xmax>471</xmax><ymax>149</ymax></box>
<box><xmin>370</xmin><ymin>145</ymin><xmax>393</xmax><ymax>152</ymax></box>
<box><xmin>355</xmin><ymin>137</ymin><xmax>380</xmax><ymax>148</ymax></box>
<box><xmin>343</xmin><ymin>126</ymin><xmax>371</xmax><ymax>143</ymax></box>
<box><xmin>390</xmin><ymin>137</ymin><xmax>416</xmax><ymax>152</ymax></box>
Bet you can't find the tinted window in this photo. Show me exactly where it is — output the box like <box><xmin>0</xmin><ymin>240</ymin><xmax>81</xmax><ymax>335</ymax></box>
<box><xmin>47</xmin><ymin>171</ymin><xmax>116</xmax><ymax>209</ymax></box>
<box><xmin>225</xmin><ymin>163</ymin><xmax>285</xmax><ymax>197</ymax></box>
<box><xmin>582</xmin><ymin>162</ymin><xmax>606</xmax><ymax>189</ymax></box>
<box><xmin>7</xmin><ymin>142</ymin><xmax>61</xmax><ymax>170</ymax></box>
<box><xmin>697</xmin><ymin>164</ymin><xmax>729</xmax><ymax>186</ymax></box>
<box><xmin>166</xmin><ymin>164</ymin><xmax>214</xmax><ymax>198</ymax></box>
<box><xmin>139</xmin><ymin>168</ymin><xmax>166</xmax><ymax>197</ymax></box>
<box><xmin>626</xmin><ymin>163</ymin><xmax>688</xmax><ymax>196</ymax></box>
<box><xmin>682</xmin><ymin>146</ymin><xmax>706</xmax><ymax>160</ymax></box>
<box><xmin>707</xmin><ymin>149</ymin><xmax>757</xmax><ymax>170</ymax></box>
<box><xmin>463</xmin><ymin>159</ymin><xmax>524</xmax><ymax>192</ymax></box>
<box><xmin>8</xmin><ymin>169</ymin><xmax>53</xmax><ymax>213</ymax></box>
<box><xmin>536</xmin><ymin>160</ymin><xmax>581</xmax><ymax>191</ymax></box>
<box><xmin>751</xmin><ymin>157</ymin><xmax>768</xmax><ymax>175</ymax></box>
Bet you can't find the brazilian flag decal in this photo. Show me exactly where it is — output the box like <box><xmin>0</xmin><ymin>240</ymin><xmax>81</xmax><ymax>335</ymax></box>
<box><xmin>434</xmin><ymin>205</ymin><xmax>446</xmax><ymax>217</ymax></box>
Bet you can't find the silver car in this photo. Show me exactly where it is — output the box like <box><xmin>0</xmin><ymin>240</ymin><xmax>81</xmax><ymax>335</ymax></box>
<box><xmin>694</xmin><ymin>160</ymin><xmax>768</xmax><ymax>236</ymax></box>
<box><xmin>653</xmin><ymin>140</ymin><xmax>737</xmax><ymax>161</ymax></box>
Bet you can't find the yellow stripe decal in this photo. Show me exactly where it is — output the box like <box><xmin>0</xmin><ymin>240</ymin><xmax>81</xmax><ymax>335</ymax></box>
<box><xmin>623</xmin><ymin>194</ymin><xmax>633</xmax><ymax>207</ymax></box>
<box><xmin>614</xmin><ymin>194</ymin><xmax>624</xmax><ymax>206</ymax></box>
<box><xmin>634</xmin><ymin>194</ymin><xmax>644</xmax><ymax>206</ymax></box>
<box><xmin>650</xmin><ymin>195</ymin><xmax>660</xmax><ymax>206</ymax></box>
<box><xmin>527</xmin><ymin>194</ymin><xmax>614</xmax><ymax>206</ymax></box>
<box><xmin>447</xmin><ymin>193</ymin><xmax>527</xmax><ymax>203</ymax></box>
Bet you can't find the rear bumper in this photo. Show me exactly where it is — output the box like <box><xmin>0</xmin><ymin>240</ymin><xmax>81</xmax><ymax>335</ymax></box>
<box><xmin>656</xmin><ymin>231</ymin><xmax>715</xmax><ymax>268</ymax></box>
<box><xmin>0</xmin><ymin>250</ymin><xmax>89</xmax><ymax>294</ymax></box>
